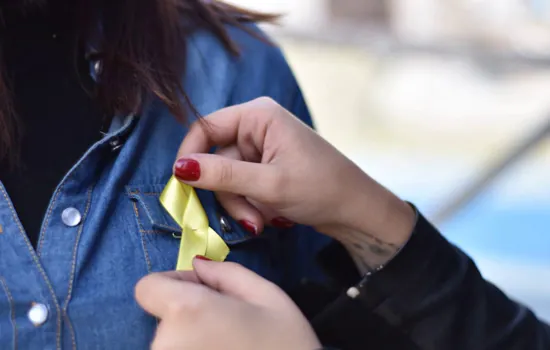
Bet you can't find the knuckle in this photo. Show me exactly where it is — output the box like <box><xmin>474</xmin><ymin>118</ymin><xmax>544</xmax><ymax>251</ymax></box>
<box><xmin>178</xmin><ymin>299</ymin><xmax>198</xmax><ymax>316</ymax></box>
<box><xmin>262</xmin><ymin>168</ymin><xmax>287</xmax><ymax>204</ymax></box>
<box><xmin>239</xmin><ymin>97</ymin><xmax>284</xmax><ymax>129</ymax></box>
<box><xmin>218</xmin><ymin>160</ymin><xmax>234</xmax><ymax>186</ymax></box>
<box><xmin>188</xmin><ymin>119</ymin><xmax>213</xmax><ymax>141</ymax></box>
<box><xmin>254</xmin><ymin>96</ymin><xmax>277</xmax><ymax>107</ymax></box>
<box><xmin>167</xmin><ymin>299</ymin><xmax>189</xmax><ymax>316</ymax></box>
<box><xmin>253</xmin><ymin>97</ymin><xmax>281</xmax><ymax>117</ymax></box>
<box><xmin>187</xmin><ymin>119</ymin><xmax>203</xmax><ymax>134</ymax></box>
<box><xmin>166</xmin><ymin>293</ymin><xmax>205</xmax><ymax>321</ymax></box>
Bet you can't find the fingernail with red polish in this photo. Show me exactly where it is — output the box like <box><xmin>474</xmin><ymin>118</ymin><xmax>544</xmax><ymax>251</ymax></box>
<box><xmin>239</xmin><ymin>220</ymin><xmax>259</xmax><ymax>236</ymax></box>
<box><xmin>195</xmin><ymin>255</ymin><xmax>212</xmax><ymax>261</ymax></box>
<box><xmin>174</xmin><ymin>158</ymin><xmax>201</xmax><ymax>181</ymax></box>
<box><xmin>271</xmin><ymin>217</ymin><xmax>295</xmax><ymax>229</ymax></box>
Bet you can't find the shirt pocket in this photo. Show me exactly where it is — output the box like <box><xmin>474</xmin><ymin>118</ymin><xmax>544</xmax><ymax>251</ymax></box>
<box><xmin>126</xmin><ymin>185</ymin><xmax>286</xmax><ymax>281</ymax></box>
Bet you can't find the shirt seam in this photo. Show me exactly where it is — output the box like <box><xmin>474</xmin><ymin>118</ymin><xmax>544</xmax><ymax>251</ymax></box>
<box><xmin>0</xmin><ymin>184</ymin><xmax>63</xmax><ymax>350</ymax></box>
<box><xmin>0</xmin><ymin>276</ymin><xmax>17</xmax><ymax>350</ymax></box>
<box><xmin>131</xmin><ymin>201</ymin><xmax>153</xmax><ymax>273</ymax></box>
<box><xmin>62</xmin><ymin>185</ymin><xmax>94</xmax><ymax>350</ymax></box>
<box><xmin>37</xmin><ymin>182</ymin><xmax>66</xmax><ymax>257</ymax></box>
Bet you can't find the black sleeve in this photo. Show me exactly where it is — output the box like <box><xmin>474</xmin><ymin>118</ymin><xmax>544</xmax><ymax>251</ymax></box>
<box><xmin>304</xmin><ymin>210</ymin><xmax>550</xmax><ymax>350</ymax></box>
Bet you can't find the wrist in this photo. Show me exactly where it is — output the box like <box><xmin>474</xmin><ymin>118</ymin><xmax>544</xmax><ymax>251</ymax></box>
<box><xmin>316</xmin><ymin>178</ymin><xmax>416</xmax><ymax>274</ymax></box>
<box><xmin>323</xmin><ymin>178</ymin><xmax>415</xmax><ymax>247</ymax></box>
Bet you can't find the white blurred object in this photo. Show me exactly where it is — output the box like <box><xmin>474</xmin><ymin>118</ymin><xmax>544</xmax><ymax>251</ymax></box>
<box><xmin>390</xmin><ymin>0</ymin><xmax>445</xmax><ymax>43</ymax></box>
<box><xmin>367</xmin><ymin>55</ymin><xmax>550</xmax><ymax>136</ymax></box>
<box><xmin>223</xmin><ymin>0</ymin><xmax>329</xmax><ymax>32</ymax></box>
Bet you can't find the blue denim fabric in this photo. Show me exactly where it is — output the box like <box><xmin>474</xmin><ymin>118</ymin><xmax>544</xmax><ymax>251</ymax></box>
<box><xmin>0</xmin><ymin>24</ymin><xmax>332</xmax><ymax>349</ymax></box>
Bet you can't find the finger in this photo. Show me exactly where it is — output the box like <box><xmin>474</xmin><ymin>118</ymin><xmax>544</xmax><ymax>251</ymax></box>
<box><xmin>214</xmin><ymin>146</ymin><xmax>264</xmax><ymax>235</ymax></box>
<box><xmin>246</xmin><ymin>198</ymin><xmax>292</xmax><ymax>228</ymax></box>
<box><xmin>135</xmin><ymin>272</ymin><xmax>206</xmax><ymax>318</ymax></box>
<box><xmin>153</xmin><ymin>270</ymin><xmax>200</xmax><ymax>283</ymax></box>
<box><xmin>217</xmin><ymin>192</ymin><xmax>264</xmax><ymax>235</ymax></box>
<box><xmin>176</xmin><ymin>97</ymin><xmax>278</xmax><ymax>158</ymax></box>
<box><xmin>247</xmin><ymin>199</ymin><xmax>278</xmax><ymax>224</ymax></box>
<box><xmin>192</xmin><ymin>259</ymin><xmax>283</xmax><ymax>307</ymax></box>
<box><xmin>174</xmin><ymin>153</ymin><xmax>281</xmax><ymax>204</ymax></box>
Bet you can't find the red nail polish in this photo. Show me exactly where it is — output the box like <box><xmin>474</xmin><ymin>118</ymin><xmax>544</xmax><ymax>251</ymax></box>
<box><xmin>239</xmin><ymin>220</ymin><xmax>259</xmax><ymax>236</ymax></box>
<box><xmin>175</xmin><ymin>159</ymin><xmax>201</xmax><ymax>181</ymax></box>
<box><xmin>195</xmin><ymin>255</ymin><xmax>212</xmax><ymax>261</ymax></box>
<box><xmin>271</xmin><ymin>217</ymin><xmax>294</xmax><ymax>229</ymax></box>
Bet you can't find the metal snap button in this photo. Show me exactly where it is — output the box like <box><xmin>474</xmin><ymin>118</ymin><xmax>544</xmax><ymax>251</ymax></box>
<box><xmin>219</xmin><ymin>216</ymin><xmax>232</xmax><ymax>233</ymax></box>
<box><xmin>109</xmin><ymin>137</ymin><xmax>122</xmax><ymax>151</ymax></box>
<box><xmin>61</xmin><ymin>207</ymin><xmax>82</xmax><ymax>227</ymax></box>
<box><xmin>94</xmin><ymin>60</ymin><xmax>103</xmax><ymax>75</ymax></box>
<box><xmin>28</xmin><ymin>303</ymin><xmax>49</xmax><ymax>327</ymax></box>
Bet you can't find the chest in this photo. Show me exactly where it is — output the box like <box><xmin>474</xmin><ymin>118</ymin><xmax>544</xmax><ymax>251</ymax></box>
<box><xmin>0</xmin><ymin>107</ymin><xmax>294</xmax><ymax>349</ymax></box>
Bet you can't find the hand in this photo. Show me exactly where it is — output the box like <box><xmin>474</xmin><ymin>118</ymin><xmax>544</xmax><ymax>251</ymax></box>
<box><xmin>175</xmin><ymin>97</ymin><xmax>415</xmax><ymax>272</ymax></box>
<box><xmin>135</xmin><ymin>259</ymin><xmax>321</xmax><ymax>350</ymax></box>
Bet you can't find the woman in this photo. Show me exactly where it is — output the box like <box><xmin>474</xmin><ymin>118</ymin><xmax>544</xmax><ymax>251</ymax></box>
<box><xmin>136</xmin><ymin>98</ymin><xmax>550</xmax><ymax>350</ymax></box>
<box><xmin>0</xmin><ymin>1</ymin><xmax>332</xmax><ymax>349</ymax></box>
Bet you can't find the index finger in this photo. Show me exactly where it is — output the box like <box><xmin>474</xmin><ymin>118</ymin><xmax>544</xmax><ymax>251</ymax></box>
<box><xmin>176</xmin><ymin>97</ymin><xmax>274</xmax><ymax>159</ymax></box>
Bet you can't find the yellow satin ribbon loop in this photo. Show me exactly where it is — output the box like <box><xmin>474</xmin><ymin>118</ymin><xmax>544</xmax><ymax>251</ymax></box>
<box><xmin>160</xmin><ymin>176</ymin><xmax>230</xmax><ymax>270</ymax></box>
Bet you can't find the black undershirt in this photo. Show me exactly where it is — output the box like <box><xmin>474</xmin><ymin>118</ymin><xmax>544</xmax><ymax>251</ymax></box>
<box><xmin>0</xmin><ymin>5</ymin><xmax>103</xmax><ymax>247</ymax></box>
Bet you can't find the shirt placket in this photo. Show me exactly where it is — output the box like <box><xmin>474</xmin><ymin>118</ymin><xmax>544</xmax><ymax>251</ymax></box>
<box><xmin>0</xmin><ymin>182</ymin><xmax>60</xmax><ymax>349</ymax></box>
<box><xmin>0</xmin><ymin>111</ymin><xmax>136</xmax><ymax>349</ymax></box>
<box><xmin>0</xmin><ymin>54</ymin><xmax>140</xmax><ymax>350</ymax></box>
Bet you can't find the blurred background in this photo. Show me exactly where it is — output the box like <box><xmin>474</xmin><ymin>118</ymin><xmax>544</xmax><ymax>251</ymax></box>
<box><xmin>226</xmin><ymin>0</ymin><xmax>550</xmax><ymax>322</ymax></box>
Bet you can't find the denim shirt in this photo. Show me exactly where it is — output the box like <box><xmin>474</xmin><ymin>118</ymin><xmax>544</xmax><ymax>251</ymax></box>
<box><xmin>0</xmin><ymin>25</ymin><xmax>332</xmax><ymax>349</ymax></box>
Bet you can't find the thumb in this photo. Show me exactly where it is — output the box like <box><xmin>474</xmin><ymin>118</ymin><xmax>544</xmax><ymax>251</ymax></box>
<box><xmin>193</xmin><ymin>259</ymin><xmax>285</xmax><ymax>307</ymax></box>
<box><xmin>174</xmin><ymin>154</ymin><xmax>279</xmax><ymax>203</ymax></box>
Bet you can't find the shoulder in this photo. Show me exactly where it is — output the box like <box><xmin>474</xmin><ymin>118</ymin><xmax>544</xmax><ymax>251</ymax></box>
<box><xmin>225</xmin><ymin>23</ymin><xmax>299</xmax><ymax>106</ymax></box>
<box><xmin>225</xmin><ymin>23</ymin><xmax>290</xmax><ymax>75</ymax></box>
<box><xmin>184</xmin><ymin>23</ymin><xmax>302</xmax><ymax>115</ymax></box>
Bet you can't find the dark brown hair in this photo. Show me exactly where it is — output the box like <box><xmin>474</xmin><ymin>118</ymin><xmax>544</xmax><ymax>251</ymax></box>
<box><xmin>0</xmin><ymin>0</ymin><xmax>276</xmax><ymax>164</ymax></box>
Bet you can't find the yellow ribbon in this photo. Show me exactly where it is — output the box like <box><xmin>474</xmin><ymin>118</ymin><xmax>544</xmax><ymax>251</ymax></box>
<box><xmin>160</xmin><ymin>176</ymin><xmax>230</xmax><ymax>271</ymax></box>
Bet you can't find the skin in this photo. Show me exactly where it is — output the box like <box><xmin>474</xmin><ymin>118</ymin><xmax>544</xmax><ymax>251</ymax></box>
<box><xmin>3</xmin><ymin>1</ymin><xmax>413</xmax><ymax>346</ymax></box>
<box><xmin>136</xmin><ymin>97</ymin><xmax>416</xmax><ymax>349</ymax></box>
<box><xmin>136</xmin><ymin>259</ymin><xmax>322</xmax><ymax>350</ymax></box>
<box><xmin>174</xmin><ymin>97</ymin><xmax>416</xmax><ymax>273</ymax></box>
